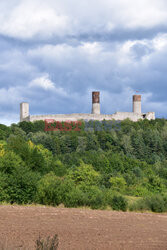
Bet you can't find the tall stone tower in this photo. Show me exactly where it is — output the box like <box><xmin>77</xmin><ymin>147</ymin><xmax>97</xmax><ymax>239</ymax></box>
<box><xmin>133</xmin><ymin>95</ymin><xmax>141</xmax><ymax>114</ymax></box>
<box><xmin>92</xmin><ymin>91</ymin><xmax>100</xmax><ymax>114</ymax></box>
<box><xmin>20</xmin><ymin>102</ymin><xmax>29</xmax><ymax>122</ymax></box>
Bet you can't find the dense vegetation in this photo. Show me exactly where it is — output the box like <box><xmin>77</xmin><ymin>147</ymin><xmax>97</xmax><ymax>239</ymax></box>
<box><xmin>1</xmin><ymin>118</ymin><xmax>167</xmax><ymax>212</ymax></box>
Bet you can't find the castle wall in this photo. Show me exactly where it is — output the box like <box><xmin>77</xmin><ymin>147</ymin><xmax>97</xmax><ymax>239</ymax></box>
<box><xmin>27</xmin><ymin>111</ymin><xmax>155</xmax><ymax>122</ymax></box>
<box><xmin>19</xmin><ymin>92</ymin><xmax>155</xmax><ymax>123</ymax></box>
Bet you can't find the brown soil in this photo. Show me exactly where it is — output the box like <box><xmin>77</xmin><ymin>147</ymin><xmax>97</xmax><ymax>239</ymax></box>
<box><xmin>0</xmin><ymin>205</ymin><xmax>167</xmax><ymax>250</ymax></box>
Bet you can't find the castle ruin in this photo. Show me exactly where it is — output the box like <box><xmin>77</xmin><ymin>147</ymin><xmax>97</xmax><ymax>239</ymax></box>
<box><xmin>20</xmin><ymin>92</ymin><xmax>155</xmax><ymax>122</ymax></box>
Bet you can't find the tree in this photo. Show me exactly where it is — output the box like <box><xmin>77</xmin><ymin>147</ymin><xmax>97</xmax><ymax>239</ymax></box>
<box><xmin>68</xmin><ymin>161</ymin><xmax>100</xmax><ymax>187</ymax></box>
<box><xmin>109</xmin><ymin>176</ymin><xmax>126</xmax><ymax>192</ymax></box>
<box><xmin>7</xmin><ymin>165</ymin><xmax>40</xmax><ymax>204</ymax></box>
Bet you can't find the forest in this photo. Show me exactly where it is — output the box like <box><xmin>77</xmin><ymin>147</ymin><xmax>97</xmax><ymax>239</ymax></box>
<box><xmin>0</xmin><ymin>118</ymin><xmax>167</xmax><ymax>212</ymax></box>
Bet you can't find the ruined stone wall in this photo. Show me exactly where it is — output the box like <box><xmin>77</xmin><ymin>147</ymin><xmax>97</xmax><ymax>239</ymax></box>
<box><xmin>26</xmin><ymin>111</ymin><xmax>155</xmax><ymax>122</ymax></box>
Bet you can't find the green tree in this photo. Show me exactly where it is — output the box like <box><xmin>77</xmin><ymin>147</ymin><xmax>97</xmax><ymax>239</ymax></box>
<box><xmin>109</xmin><ymin>176</ymin><xmax>126</xmax><ymax>192</ymax></box>
<box><xmin>7</xmin><ymin>165</ymin><xmax>40</xmax><ymax>204</ymax></box>
<box><xmin>68</xmin><ymin>161</ymin><xmax>100</xmax><ymax>187</ymax></box>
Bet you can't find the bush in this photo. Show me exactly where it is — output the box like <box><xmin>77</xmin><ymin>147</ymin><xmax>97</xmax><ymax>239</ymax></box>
<box><xmin>146</xmin><ymin>194</ymin><xmax>167</xmax><ymax>212</ymax></box>
<box><xmin>109</xmin><ymin>176</ymin><xmax>126</xmax><ymax>192</ymax></box>
<box><xmin>129</xmin><ymin>198</ymin><xmax>148</xmax><ymax>212</ymax></box>
<box><xmin>7</xmin><ymin>166</ymin><xmax>40</xmax><ymax>204</ymax></box>
<box><xmin>68</xmin><ymin>161</ymin><xmax>100</xmax><ymax>186</ymax></box>
<box><xmin>84</xmin><ymin>186</ymin><xmax>106</xmax><ymax>209</ymax></box>
<box><xmin>36</xmin><ymin>172</ymin><xmax>63</xmax><ymax>206</ymax></box>
<box><xmin>0</xmin><ymin>124</ymin><xmax>11</xmax><ymax>140</ymax></box>
<box><xmin>35</xmin><ymin>234</ymin><xmax>59</xmax><ymax>250</ymax></box>
<box><xmin>0</xmin><ymin>172</ymin><xmax>10</xmax><ymax>201</ymax></box>
<box><xmin>109</xmin><ymin>195</ymin><xmax>128</xmax><ymax>211</ymax></box>
<box><xmin>0</xmin><ymin>151</ymin><xmax>24</xmax><ymax>174</ymax></box>
<box><xmin>129</xmin><ymin>194</ymin><xmax>167</xmax><ymax>212</ymax></box>
<box><xmin>147</xmin><ymin>175</ymin><xmax>165</xmax><ymax>193</ymax></box>
<box><xmin>52</xmin><ymin>160</ymin><xmax>67</xmax><ymax>177</ymax></box>
<box><xmin>37</xmin><ymin>173</ymin><xmax>76</xmax><ymax>206</ymax></box>
<box><xmin>127</xmin><ymin>185</ymin><xmax>150</xmax><ymax>197</ymax></box>
<box><xmin>64</xmin><ymin>184</ymin><xmax>106</xmax><ymax>209</ymax></box>
<box><xmin>29</xmin><ymin>132</ymin><xmax>57</xmax><ymax>154</ymax></box>
<box><xmin>63</xmin><ymin>187</ymin><xmax>86</xmax><ymax>208</ymax></box>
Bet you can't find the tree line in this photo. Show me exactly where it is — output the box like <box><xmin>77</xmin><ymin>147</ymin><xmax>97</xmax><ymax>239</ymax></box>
<box><xmin>0</xmin><ymin>118</ymin><xmax>167</xmax><ymax>212</ymax></box>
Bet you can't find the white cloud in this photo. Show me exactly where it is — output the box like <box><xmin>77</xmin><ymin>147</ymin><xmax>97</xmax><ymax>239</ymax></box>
<box><xmin>0</xmin><ymin>0</ymin><xmax>167</xmax><ymax>40</ymax></box>
<box><xmin>29</xmin><ymin>74</ymin><xmax>55</xmax><ymax>90</ymax></box>
<box><xmin>28</xmin><ymin>73</ymin><xmax>67</xmax><ymax>97</ymax></box>
<box><xmin>110</xmin><ymin>0</ymin><xmax>167</xmax><ymax>29</ymax></box>
<box><xmin>0</xmin><ymin>1</ymin><xmax>69</xmax><ymax>39</ymax></box>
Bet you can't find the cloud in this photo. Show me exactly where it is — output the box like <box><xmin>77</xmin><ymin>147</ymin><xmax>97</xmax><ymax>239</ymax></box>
<box><xmin>0</xmin><ymin>0</ymin><xmax>167</xmax><ymax>41</ymax></box>
<box><xmin>0</xmin><ymin>0</ymin><xmax>167</xmax><ymax>124</ymax></box>
<box><xmin>0</xmin><ymin>1</ymin><xmax>69</xmax><ymax>40</ymax></box>
<box><xmin>29</xmin><ymin>74</ymin><xmax>55</xmax><ymax>90</ymax></box>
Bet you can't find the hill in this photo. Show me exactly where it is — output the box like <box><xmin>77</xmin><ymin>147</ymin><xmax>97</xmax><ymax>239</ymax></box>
<box><xmin>0</xmin><ymin>118</ymin><xmax>167</xmax><ymax>212</ymax></box>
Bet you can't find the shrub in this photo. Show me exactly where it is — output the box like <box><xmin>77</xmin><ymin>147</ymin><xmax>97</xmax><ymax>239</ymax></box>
<box><xmin>129</xmin><ymin>198</ymin><xmax>149</xmax><ymax>212</ymax></box>
<box><xmin>0</xmin><ymin>151</ymin><xmax>24</xmax><ymax>174</ymax></box>
<box><xmin>36</xmin><ymin>172</ymin><xmax>63</xmax><ymax>206</ymax></box>
<box><xmin>84</xmin><ymin>186</ymin><xmax>106</xmax><ymax>209</ymax></box>
<box><xmin>52</xmin><ymin>160</ymin><xmax>67</xmax><ymax>177</ymax></box>
<box><xmin>127</xmin><ymin>185</ymin><xmax>150</xmax><ymax>197</ymax></box>
<box><xmin>7</xmin><ymin>166</ymin><xmax>40</xmax><ymax>204</ymax></box>
<box><xmin>130</xmin><ymin>194</ymin><xmax>167</xmax><ymax>213</ymax></box>
<box><xmin>11</xmin><ymin>125</ymin><xmax>27</xmax><ymax>139</ymax></box>
<box><xmin>29</xmin><ymin>132</ymin><xmax>56</xmax><ymax>154</ymax></box>
<box><xmin>109</xmin><ymin>176</ymin><xmax>126</xmax><ymax>192</ymax></box>
<box><xmin>68</xmin><ymin>161</ymin><xmax>100</xmax><ymax>186</ymax></box>
<box><xmin>35</xmin><ymin>234</ymin><xmax>59</xmax><ymax>250</ymax></box>
<box><xmin>0</xmin><ymin>124</ymin><xmax>11</xmax><ymax>139</ymax></box>
<box><xmin>109</xmin><ymin>195</ymin><xmax>128</xmax><ymax>211</ymax></box>
<box><xmin>147</xmin><ymin>175</ymin><xmax>165</xmax><ymax>193</ymax></box>
<box><xmin>63</xmin><ymin>187</ymin><xmax>85</xmax><ymax>208</ymax></box>
<box><xmin>0</xmin><ymin>172</ymin><xmax>10</xmax><ymax>202</ymax></box>
<box><xmin>37</xmin><ymin>173</ymin><xmax>76</xmax><ymax>206</ymax></box>
<box><xmin>146</xmin><ymin>194</ymin><xmax>167</xmax><ymax>212</ymax></box>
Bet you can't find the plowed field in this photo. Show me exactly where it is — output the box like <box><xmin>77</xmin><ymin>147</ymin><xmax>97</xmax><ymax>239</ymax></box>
<box><xmin>0</xmin><ymin>205</ymin><xmax>167</xmax><ymax>249</ymax></box>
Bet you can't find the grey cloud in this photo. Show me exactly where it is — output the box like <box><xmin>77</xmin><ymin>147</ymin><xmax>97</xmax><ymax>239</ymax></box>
<box><xmin>1</xmin><ymin>1</ymin><xmax>167</xmax><ymax>124</ymax></box>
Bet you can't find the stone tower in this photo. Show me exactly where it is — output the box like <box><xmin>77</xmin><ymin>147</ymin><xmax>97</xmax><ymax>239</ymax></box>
<box><xmin>92</xmin><ymin>91</ymin><xmax>100</xmax><ymax>114</ymax></box>
<box><xmin>133</xmin><ymin>95</ymin><xmax>141</xmax><ymax>114</ymax></box>
<box><xmin>20</xmin><ymin>102</ymin><xmax>29</xmax><ymax>122</ymax></box>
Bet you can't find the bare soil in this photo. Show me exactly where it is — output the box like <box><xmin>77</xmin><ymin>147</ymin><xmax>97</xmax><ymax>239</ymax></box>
<box><xmin>0</xmin><ymin>205</ymin><xmax>167</xmax><ymax>250</ymax></box>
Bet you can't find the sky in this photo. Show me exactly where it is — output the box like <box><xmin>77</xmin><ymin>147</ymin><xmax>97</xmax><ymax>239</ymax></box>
<box><xmin>1</xmin><ymin>0</ymin><xmax>167</xmax><ymax>124</ymax></box>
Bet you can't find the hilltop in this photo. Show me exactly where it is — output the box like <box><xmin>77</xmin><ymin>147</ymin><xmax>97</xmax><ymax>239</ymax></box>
<box><xmin>0</xmin><ymin>118</ymin><xmax>167</xmax><ymax>212</ymax></box>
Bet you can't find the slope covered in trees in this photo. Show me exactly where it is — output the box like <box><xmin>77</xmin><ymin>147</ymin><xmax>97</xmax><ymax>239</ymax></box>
<box><xmin>0</xmin><ymin>118</ymin><xmax>167</xmax><ymax>212</ymax></box>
